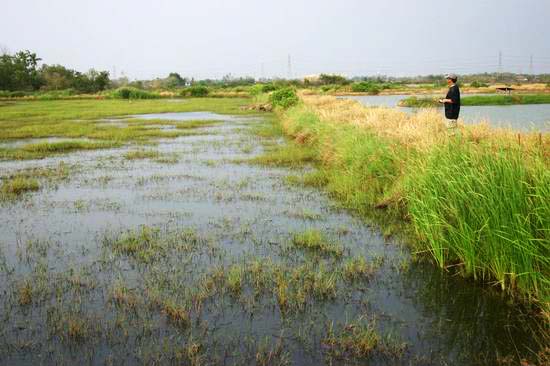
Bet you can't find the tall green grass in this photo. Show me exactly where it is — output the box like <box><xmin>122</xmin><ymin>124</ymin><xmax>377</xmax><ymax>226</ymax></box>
<box><xmin>405</xmin><ymin>142</ymin><xmax>549</xmax><ymax>303</ymax></box>
<box><xmin>277</xmin><ymin>103</ymin><xmax>549</xmax><ymax>307</ymax></box>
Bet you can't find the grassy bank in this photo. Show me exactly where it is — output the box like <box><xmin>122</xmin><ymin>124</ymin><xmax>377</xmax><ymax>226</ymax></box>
<box><xmin>274</xmin><ymin>94</ymin><xmax>550</xmax><ymax>311</ymax></box>
<box><xmin>400</xmin><ymin>93</ymin><xmax>550</xmax><ymax>107</ymax></box>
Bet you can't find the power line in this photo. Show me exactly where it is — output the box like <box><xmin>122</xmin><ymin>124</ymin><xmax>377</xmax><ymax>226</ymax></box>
<box><xmin>287</xmin><ymin>54</ymin><xmax>292</xmax><ymax>79</ymax></box>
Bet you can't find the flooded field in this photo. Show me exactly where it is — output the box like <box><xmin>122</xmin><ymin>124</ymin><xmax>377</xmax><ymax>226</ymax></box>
<box><xmin>0</xmin><ymin>110</ymin><xmax>545</xmax><ymax>365</ymax></box>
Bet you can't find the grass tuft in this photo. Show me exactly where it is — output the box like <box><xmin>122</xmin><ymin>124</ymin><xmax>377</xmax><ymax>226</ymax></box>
<box><xmin>123</xmin><ymin>149</ymin><xmax>160</xmax><ymax>160</ymax></box>
<box><xmin>1</xmin><ymin>176</ymin><xmax>40</xmax><ymax>198</ymax></box>
<box><xmin>323</xmin><ymin>320</ymin><xmax>380</xmax><ymax>358</ymax></box>
<box><xmin>291</xmin><ymin>229</ymin><xmax>343</xmax><ymax>257</ymax></box>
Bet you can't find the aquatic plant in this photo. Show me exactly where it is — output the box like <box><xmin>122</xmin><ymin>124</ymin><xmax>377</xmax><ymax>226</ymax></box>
<box><xmin>323</xmin><ymin>320</ymin><xmax>380</xmax><ymax>358</ymax></box>
<box><xmin>123</xmin><ymin>149</ymin><xmax>160</xmax><ymax>160</ymax></box>
<box><xmin>291</xmin><ymin>229</ymin><xmax>343</xmax><ymax>257</ymax></box>
<box><xmin>342</xmin><ymin>257</ymin><xmax>375</xmax><ymax>281</ymax></box>
<box><xmin>1</xmin><ymin>175</ymin><xmax>40</xmax><ymax>197</ymax></box>
<box><xmin>245</xmin><ymin>143</ymin><xmax>317</xmax><ymax>167</ymax></box>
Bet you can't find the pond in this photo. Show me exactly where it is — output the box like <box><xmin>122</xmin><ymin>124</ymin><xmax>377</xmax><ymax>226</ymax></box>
<box><xmin>344</xmin><ymin>94</ymin><xmax>550</xmax><ymax>132</ymax></box>
<box><xmin>0</xmin><ymin>112</ymin><xmax>545</xmax><ymax>365</ymax></box>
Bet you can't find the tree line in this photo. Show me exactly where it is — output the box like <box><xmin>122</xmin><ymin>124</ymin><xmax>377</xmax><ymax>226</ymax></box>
<box><xmin>0</xmin><ymin>50</ymin><xmax>110</xmax><ymax>93</ymax></box>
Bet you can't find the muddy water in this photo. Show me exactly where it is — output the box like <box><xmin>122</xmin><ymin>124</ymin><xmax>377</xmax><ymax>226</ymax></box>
<box><xmin>0</xmin><ymin>113</ymin><xmax>543</xmax><ymax>365</ymax></box>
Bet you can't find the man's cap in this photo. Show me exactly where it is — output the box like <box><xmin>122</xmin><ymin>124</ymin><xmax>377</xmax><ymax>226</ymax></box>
<box><xmin>445</xmin><ymin>73</ymin><xmax>457</xmax><ymax>80</ymax></box>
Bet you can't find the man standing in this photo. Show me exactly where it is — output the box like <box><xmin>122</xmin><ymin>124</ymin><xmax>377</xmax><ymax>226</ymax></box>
<box><xmin>438</xmin><ymin>73</ymin><xmax>460</xmax><ymax>129</ymax></box>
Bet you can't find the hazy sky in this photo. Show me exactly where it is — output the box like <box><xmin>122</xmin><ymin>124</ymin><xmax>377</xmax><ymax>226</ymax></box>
<box><xmin>2</xmin><ymin>0</ymin><xmax>549</xmax><ymax>80</ymax></box>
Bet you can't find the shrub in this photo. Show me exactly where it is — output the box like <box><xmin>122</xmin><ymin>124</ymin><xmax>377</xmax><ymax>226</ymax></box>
<box><xmin>261</xmin><ymin>83</ymin><xmax>277</xmax><ymax>93</ymax></box>
<box><xmin>110</xmin><ymin>87</ymin><xmax>159</xmax><ymax>99</ymax></box>
<box><xmin>185</xmin><ymin>85</ymin><xmax>209</xmax><ymax>97</ymax></box>
<box><xmin>249</xmin><ymin>83</ymin><xmax>278</xmax><ymax>97</ymax></box>
<box><xmin>269</xmin><ymin>88</ymin><xmax>299</xmax><ymax>109</ymax></box>
<box><xmin>351</xmin><ymin>82</ymin><xmax>381</xmax><ymax>95</ymax></box>
<box><xmin>248</xmin><ymin>84</ymin><xmax>263</xmax><ymax>96</ymax></box>
<box><xmin>7</xmin><ymin>91</ymin><xmax>28</xmax><ymax>98</ymax></box>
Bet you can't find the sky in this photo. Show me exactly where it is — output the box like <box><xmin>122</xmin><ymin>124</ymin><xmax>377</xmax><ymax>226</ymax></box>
<box><xmin>2</xmin><ymin>0</ymin><xmax>550</xmax><ymax>80</ymax></box>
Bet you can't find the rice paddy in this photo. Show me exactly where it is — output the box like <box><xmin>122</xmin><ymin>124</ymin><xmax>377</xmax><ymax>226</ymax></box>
<box><xmin>0</xmin><ymin>98</ymin><xmax>547</xmax><ymax>365</ymax></box>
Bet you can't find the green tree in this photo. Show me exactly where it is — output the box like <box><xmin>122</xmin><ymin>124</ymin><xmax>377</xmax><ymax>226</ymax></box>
<box><xmin>319</xmin><ymin>73</ymin><xmax>349</xmax><ymax>85</ymax></box>
<box><xmin>40</xmin><ymin>64</ymin><xmax>75</xmax><ymax>90</ymax></box>
<box><xmin>0</xmin><ymin>50</ymin><xmax>42</xmax><ymax>90</ymax></box>
<box><xmin>166</xmin><ymin>72</ymin><xmax>187</xmax><ymax>88</ymax></box>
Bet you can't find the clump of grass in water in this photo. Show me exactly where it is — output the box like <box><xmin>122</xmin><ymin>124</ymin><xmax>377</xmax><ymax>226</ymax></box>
<box><xmin>284</xmin><ymin>170</ymin><xmax>329</xmax><ymax>188</ymax></box>
<box><xmin>123</xmin><ymin>149</ymin><xmax>160</xmax><ymax>160</ymax></box>
<box><xmin>285</xmin><ymin>208</ymin><xmax>322</xmax><ymax>220</ymax></box>
<box><xmin>226</xmin><ymin>265</ymin><xmax>244</xmax><ymax>295</ymax></box>
<box><xmin>1</xmin><ymin>175</ymin><xmax>40</xmax><ymax>198</ymax></box>
<box><xmin>323</xmin><ymin>320</ymin><xmax>380</xmax><ymax>358</ymax></box>
<box><xmin>342</xmin><ymin>257</ymin><xmax>376</xmax><ymax>282</ymax></box>
<box><xmin>17</xmin><ymin>279</ymin><xmax>33</xmax><ymax>305</ymax></box>
<box><xmin>162</xmin><ymin>300</ymin><xmax>191</xmax><ymax>329</ymax></box>
<box><xmin>104</xmin><ymin>226</ymin><xmax>206</xmax><ymax>263</ymax></box>
<box><xmin>105</xmin><ymin>226</ymin><xmax>164</xmax><ymax>263</ymax></box>
<box><xmin>22</xmin><ymin>140</ymin><xmax>120</xmax><ymax>154</ymax></box>
<box><xmin>254</xmin><ymin>337</ymin><xmax>289</xmax><ymax>366</ymax></box>
<box><xmin>47</xmin><ymin>308</ymin><xmax>99</xmax><ymax>344</ymax></box>
<box><xmin>153</xmin><ymin>153</ymin><xmax>180</xmax><ymax>164</ymax></box>
<box><xmin>245</xmin><ymin>143</ymin><xmax>317</xmax><ymax>167</ymax></box>
<box><xmin>109</xmin><ymin>281</ymin><xmax>140</xmax><ymax>309</ymax></box>
<box><xmin>291</xmin><ymin>229</ymin><xmax>343</xmax><ymax>257</ymax></box>
<box><xmin>174</xmin><ymin>120</ymin><xmax>223</xmax><ymax>129</ymax></box>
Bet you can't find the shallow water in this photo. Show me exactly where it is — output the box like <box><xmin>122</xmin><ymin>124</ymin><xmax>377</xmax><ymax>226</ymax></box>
<box><xmin>344</xmin><ymin>94</ymin><xmax>550</xmax><ymax>131</ymax></box>
<box><xmin>0</xmin><ymin>112</ymin><xmax>544</xmax><ymax>365</ymax></box>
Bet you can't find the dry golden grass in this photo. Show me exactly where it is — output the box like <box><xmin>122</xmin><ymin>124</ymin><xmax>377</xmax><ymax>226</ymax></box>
<box><xmin>298</xmin><ymin>93</ymin><xmax>549</xmax><ymax>158</ymax></box>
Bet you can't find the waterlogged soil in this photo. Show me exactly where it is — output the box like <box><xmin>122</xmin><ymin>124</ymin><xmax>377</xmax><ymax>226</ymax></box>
<box><xmin>0</xmin><ymin>112</ymin><xmax>544</xmax><ymax>366</ymax></box>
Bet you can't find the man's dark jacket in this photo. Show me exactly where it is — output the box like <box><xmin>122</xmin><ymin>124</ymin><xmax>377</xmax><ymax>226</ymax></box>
<box><xmin>445</xmin><ymin>84</ymin><xmax>460</xmax><ymax>119</ymax></box>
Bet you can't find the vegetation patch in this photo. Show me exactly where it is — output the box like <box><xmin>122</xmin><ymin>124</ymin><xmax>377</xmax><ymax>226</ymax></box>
<box><xmin>109</xmin><ymin>87</ymin><xmax>160</xmax><ymax>99</ymax></box>
<box><xmin>123</xmin><ymin>149</ymin><xmax>160</xmax><ymax>160</ymax></box>
<box><xmin>342</xmin><ymin>257</ymin><xmax>377</xmax><ymax>282</ymax></box>
<box><xmin>269</xmin><ymin>88</ymin><xmax>299</xmax><ymax>109</ymax></box>
<box><xmin>174</xmin><ymin>120</ymin><xmax>223</xmax><ymax>129</ymax></box>
<box><xmin>1</xmin><ymin>175</ymin><xmax>40</xmax><ymax>198</ymax></box>
<box><xmin>323</xmin><ymin>321</ymin><xmax>380</xmax><ymax>358</ymax></box>
<box><xmin>245</xmin><ymin>143</ymin><xmax>317</xmax><ymax>167</ymax></box>
<box><xmin>291</xmin><ymin>229</ymin><xmax>343</xmax><ymax>257</ymax></box>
